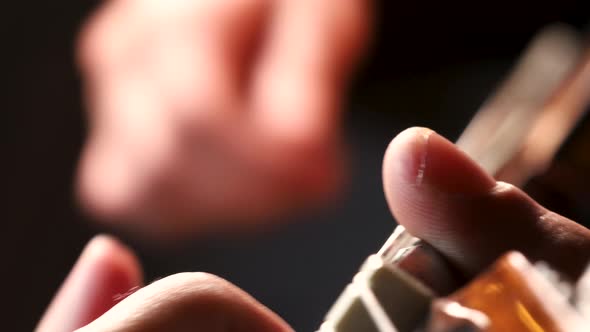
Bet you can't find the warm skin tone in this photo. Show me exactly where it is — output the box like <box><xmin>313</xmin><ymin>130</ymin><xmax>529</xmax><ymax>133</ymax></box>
<box><xmin>76</xmin><ymin>0</ymin><xmax>370</xmax><ymax>236</ymax></box>
<box><xmin>37</xmin><ymin>128</ymin><xmax>590</xmax><ymax>331</ymax></box>
<box><xmin>37</xmin><ymin>0</ymin><xmax>590</xmax><ymax>329</ymax></box>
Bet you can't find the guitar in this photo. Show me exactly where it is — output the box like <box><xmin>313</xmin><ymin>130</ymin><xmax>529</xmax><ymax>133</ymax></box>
<box><xmin>318</xmin><ymin>24</ymin><xmax>590</xmax><ymax>332</ymax></box>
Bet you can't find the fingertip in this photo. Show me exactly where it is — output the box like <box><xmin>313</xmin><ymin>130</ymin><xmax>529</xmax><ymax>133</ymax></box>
<box><xmin>72</xmin><ymin>234</ymin><xmax>144</xmax><ymax>323</ymax></box>
<box><xmin>37</xmin><ymin>235</ymin><xmax>143</xmax><ymax>332</ymax></box>
<box><xmin>82</xmin><ymin>235</ymin><xmax>143</xmax><ymax>288</ymax></box>
<box><xmin>383</xmin><ymin>127</ymin><xmax>435</xmax><ymax>190</ymax></box>
<box><xmin>381</xmin><ymin>127</ymin><xmax>590</xmax><ymax>278</ymax></box>
<box><xmin>383</xmin><ymin>127</ymin><xmax>495</xmax><ymax>198</ymax></box>
<box><xmin>382</xmin><ymin>127</ymin><xmax>496</xmax><ymax>245</ymax></box>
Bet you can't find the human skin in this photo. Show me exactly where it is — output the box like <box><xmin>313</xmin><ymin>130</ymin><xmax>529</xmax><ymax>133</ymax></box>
<box><xmin>37</xmin><ymin>128</ymin><xmax>590</xmax><ymax>331</ymax></box>
<box><xmin>76</xmin><ymin>0</ymin><xmax>371</xmax><ymax>237</ymax></box>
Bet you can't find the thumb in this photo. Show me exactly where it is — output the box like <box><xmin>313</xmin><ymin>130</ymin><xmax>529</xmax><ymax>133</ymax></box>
<box><xmin>383</xmin><ymin>127</ymin><xmax>590</xmax><ymax>279</ymax></box>
<box><xmin>36</xmin><ymin>235</ymin><xmax>143</xmax><ymax>332</ymax></box>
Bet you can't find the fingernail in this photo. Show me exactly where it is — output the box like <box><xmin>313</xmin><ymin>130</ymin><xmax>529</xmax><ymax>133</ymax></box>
<box><xmin>388</xmin><ymin>127</ymin><xmax>496</xmax><ymax>195</ymax></box>
<box><xmin>419</xmin><ymin>131</ymin><xmax>496</xmax><ymax>195</ymax></box>
<box><xmin>386</xmin><ymin>127</ymin><xmax>435</xmax><ymax>186</ymax></box>
<box><xmin>415</xmin><ymin>128</ymin><xmax>434</xmax><ymax>186</ymax></box>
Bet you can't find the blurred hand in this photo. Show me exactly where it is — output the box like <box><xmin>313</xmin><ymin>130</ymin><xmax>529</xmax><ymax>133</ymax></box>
<box><xmin>38</xmin><ymin>127</ymin><xmax>590</xmax><ymax>331</ymax></box>
<box><xmin>76</xmin><ymin>0</ymin><xmax>370</xmax><ymax>236</ymax></box>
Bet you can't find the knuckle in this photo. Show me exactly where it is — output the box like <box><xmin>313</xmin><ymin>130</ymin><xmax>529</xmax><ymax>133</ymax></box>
<box><xmin>164</xmin><ymin>272</ymin><xmax>226</xmax><ymax>287</ymax></box>
<box><xmin>486</xmin><ymin>181</ymin><xmax>544</xmax><ymax>221</ymax></box>
<box><xmin>153</xmin><ymin>272</ymin><xmax>233</xmax><ymax>301</ymax></box>
<box><xmin>490</xmin><ymin>181</ymin><xmax>519</xmax><ymax>196</ymax></box>
<box><xmin>147</xmin><ymin>273</ymin><xmax>244</xmax><ymax>316</ymax></box>
<box><xmin>489</xmin><ymin>181</ymin><xmax>528</xmax><ymax>203</ymax></box>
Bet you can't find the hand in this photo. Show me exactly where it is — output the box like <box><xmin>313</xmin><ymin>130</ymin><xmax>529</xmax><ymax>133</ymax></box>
<box><xmin>38</xmin><ymin>127</ymin><xmax>590</xmax><ymax>331</ymax></box>
<box><xmin>35</xmin><ymin>236</ymin><xmax>292</xmax><ymax>332</ymax></box>
<box><xmin>76</xmin><ymin>0</ymin><xmax>370</xmax><ymax>237</ymax></box>
<box><xmin>383</xmin><ymin>127</ymin><xmax>590</xmax><ymax>280</ymax></box>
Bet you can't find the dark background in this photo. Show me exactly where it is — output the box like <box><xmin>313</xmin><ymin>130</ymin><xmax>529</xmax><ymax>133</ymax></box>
<box><xmin>7</xmin><ymin>1</ymin><xmax>590</xmax><ymax>331</ymax></box>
